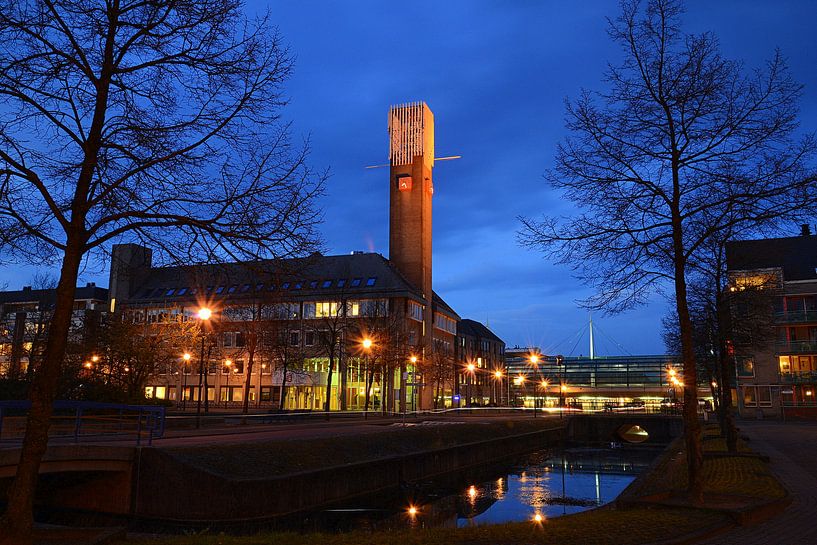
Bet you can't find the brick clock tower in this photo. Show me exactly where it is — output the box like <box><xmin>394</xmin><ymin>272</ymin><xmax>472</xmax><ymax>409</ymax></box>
<box><xmin>388</xmin><ymin>102</ymin><xmax>435</xmax><ymax>351</ymax></box>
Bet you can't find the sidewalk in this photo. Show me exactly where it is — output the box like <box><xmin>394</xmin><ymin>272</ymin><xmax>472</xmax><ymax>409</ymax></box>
<box><xmin>695</xmin><ymin>421</ymin><xmax>817</xmax><ymax>545</ymax></box>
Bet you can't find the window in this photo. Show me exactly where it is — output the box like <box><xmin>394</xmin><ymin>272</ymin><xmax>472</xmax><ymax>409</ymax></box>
<box><xmin>434</xmin><ymin>312</ymin><xmax>456</xmax><ymax>334</ymax></box>
<box><xmin>408</xmin><ymin>301</ymin><xmax>423</xmax><ymax>322</ymax></box>
<box><xmin>260</xmin><ymin>362</ymin><xmax>271</xmax><ymax>375</ymax></box>
<box><xmin>322</xmin><ymin>280</ymin><xmax>332</xmax><ymax>289</ymax></box>
<box><xmin>736</xmin><ymin>358</ymin><xmax>755</xmax><ymax>378</ymax></box>
<box><xmin>366</xmin><ymin>277</ymin><xmax>377</xmax><ymax>286</ymax></box>
<box><xmin>228</xmin><ymin>285</ymin><xmax>238</xmax><ymax>294</ymax></box>
<box><xmin>743</xmin><ymin>386</ymin><xmax>757</xmax><ymax>407</ymax></box>
<box><xmin>290</xmin><ymin>330</ymin><xmax>300</xmax><ymax>346</ymax></box>
<box><xmin>165</xmin><ymin>288</ymin><xmax>175</xmax><ymax>296</ymax></box>
<box><xmin>177</xmin><ymin>287</ymin><xmax>187</xmax><ymax>296</ymax></box>
<box><xmin>303</xmin><ymin>302</ymin><xmax>316</xmax><ymax>319</ymax></box>
<box><xmin>337</xmin><ymin>279</ymin><xmax>346</xmax><ymax>288</ymax></box>
<box><xmin>223</xmin><ymin>332</ymin><xmax>235</xmax><ymax>348</ymax></box>
<box><xmin>347</xmin><ymin>301</ymin><xmax>360</xmax><ymax>317</ymax></box>
<box><xmin>351</xmin><ymin>278</ymin><xmax>362</xmax><ymax>287</ymax></box>
<box><xmin>235</xmin><ymin>332</ymin><xmax>246</xmax><ymax>347</ymax></box>
<box><xmin>305</xmin><ymin>331</ymin><xmax>315</xmax><ymax>346</ymax></box>
<box><xmin>316</xmin><ymin>301</ymin><xmax>340</xmax><ymax>318</ymax></box>
<box><xmin>234</xmin><ymin>360</ymin><xmax>244</xmax><ymax>374</ymax></box>
<box><xmin>309</xmin><ymin>281</ymin><xmax>318</xmax><ymax>289</ymax></box>
<box><xmin>293</xmin><ymin>282</ymin><xmax>303</xmax><ymax>290</ymax></box>
<box><xmin>358</xmin><ymin>299</ymin><xmax>388</xmax><ymax>317</ymax></box>
<box><xmin>260</xmin><ymin>386</ymin><xmax>273</xmax><ymax>402</ymax></box>
<box><xmin>241</xmin><ymin>284</ymin><xmax>251</xmax><ymax>293</ymax></box>
<box><xmin>262</xmin><ymin>303</ymin><xmax>300</xmax><ymax>320</ymax></box>
<box><xmin>256</xmin><ymin>283</ymin><xmax>265</xmax><ymax>291</ymax></box>
<box><xmin>281</xmin><ymin>282</ymin><xmax>290</xmax><ymax>290</ymax></box>
<box><xmin>758</xmin><ymin>386</ymin><xmax>772</xmax><ymax>407</ymax></box>
<box><xmin>215</xmin><ymin>286</ymin><xmax>225</xmax><ymax>294</ymax></box>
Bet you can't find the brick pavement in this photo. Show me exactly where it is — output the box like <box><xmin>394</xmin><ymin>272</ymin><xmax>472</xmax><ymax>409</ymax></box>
<box><xmin>695</xmin><ymin>421</ymin><xmax>817</xmax><ymax>545</ymax></box>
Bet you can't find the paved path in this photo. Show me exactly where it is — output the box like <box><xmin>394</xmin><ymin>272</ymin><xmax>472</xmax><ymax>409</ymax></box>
<box><xmin>696</xmin><ymin>420</ymin><xmax>817</xmax><ymax>545</ymax></box>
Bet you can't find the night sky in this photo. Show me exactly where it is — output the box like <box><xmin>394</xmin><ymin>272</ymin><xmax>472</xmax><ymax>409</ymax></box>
<box><xmin>3</xmin><ymin>1</ymin><xmax>816</xmax><ymax>355</ymax></box>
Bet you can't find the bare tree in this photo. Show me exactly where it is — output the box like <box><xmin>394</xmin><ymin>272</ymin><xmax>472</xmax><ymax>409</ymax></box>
<box><xmin>0</xmin><ymin>2</ymin><xmax>324</xmax><ymax>539</ymax></box>
<box><xmin>429</xmin><ymin>342</ymin><xmax>455</xmax><ymax>409</ymax></box>
<box><xmin>309</xmin><ymin>297</ymin><xmax>349</xmax><ymax>413</ymax></box>
<box><xmin>99</xmin><ymin>312</ymin><xmax>200</xmax><ymax>402</ymax></box>
<box><xmin>520</xmin><ymin>0</ymin><xmax>814</xmax><ymax>501</ymax></box>
<box><xmin>259</xmin><ymin>312</ymin><xmax>304</xmax><ymax>411</ymax></box>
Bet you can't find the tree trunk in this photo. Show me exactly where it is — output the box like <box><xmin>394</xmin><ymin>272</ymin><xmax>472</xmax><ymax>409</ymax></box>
<box><xmin>0</xmin><ymin>239</ymin><xmax>83</xmax><ymax>543</ymax></box>
<box><xmin>324</xmin><ymin>350</ymin><xmax>335</xmax><ymax>413</ymax></box>
<box><xmin>339</xmin><ymin>351</ymin><xmax>348</xmax><ymax>411</ymax></box>
<box><xmin>279</xmin><ymin>362</ymin><xmax>288</xmax><ymax>411</ymax></box>
<box><xmin>671</xmin><ymin>220</ymin><xmax>703</xmax><ymax>502</ymax></box>
<box><xmin>720</xmin><ymin>351</ymin><xmax>738</xmax><ymax>452</ymax></box>
<box><xmin>242</xmin><ymin>345</ymin><xmax>255</xmax><ymax>415</ymax></box>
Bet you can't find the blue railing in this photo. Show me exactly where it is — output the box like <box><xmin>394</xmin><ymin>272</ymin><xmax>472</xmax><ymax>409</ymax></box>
<box><xmin>0</xmin><ymin>400</ymin><xmax>165</xmax><ymax>446</ymax></box>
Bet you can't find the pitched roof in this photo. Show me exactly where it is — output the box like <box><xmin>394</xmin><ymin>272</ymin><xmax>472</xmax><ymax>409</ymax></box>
<box><xmin>457</xmin><ymin>318</ymin><xmax>504</xmax><ymax>344</ymax></box>
<box><xmin>0</xmin><ymin>284</ymin><xmax>108</xmax><ymax>306</ymax></box>
<box><xmin>124</xmin><ymin>252</ymin><xmax>425</xmax><ymax>304</ymax></box>
<box><xmin>432</xmin><ymin>291</ymin><xmax>460</xmax><ymax>320</ymax></box>
<box><xmin>726</xmin><ymin>235</ymin><xmax>817</xmax><ymax>281</ymax></box>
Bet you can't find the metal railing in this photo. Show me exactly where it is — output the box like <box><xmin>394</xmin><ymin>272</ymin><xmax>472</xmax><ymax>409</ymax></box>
<box><xmin>780</xmin><ymin>371</ymin><xmax>817</xmax><ymax>384</ymax></box>
<box><xmin>0</xmin><ymin>400</ymin><xmax>165</xmax><ymax>446</ymax></box>
<box><xmin>775</xmin><ymin>310</ymin><xmax>817</xmax><ymax>324</ymax></box>
<box><xmin>776</xmin><ymin>340</ymin><xmax>817</xmax><ymax>354</ymax></box>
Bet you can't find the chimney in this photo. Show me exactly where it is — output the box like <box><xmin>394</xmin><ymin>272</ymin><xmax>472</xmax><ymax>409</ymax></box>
<box><xmin>802</xmin><ymin>224</ymin><xmax>811</xmax><ymax>236</ymax></box>
<box><xmin>86</xmin><ymin>282</ymin><xmax>96</xmax><ymax>288</ymax></box>
<box><xmin>22</xmin><ymin>286</ymin><xmax>32</xmax><ymax>292</ymax></box>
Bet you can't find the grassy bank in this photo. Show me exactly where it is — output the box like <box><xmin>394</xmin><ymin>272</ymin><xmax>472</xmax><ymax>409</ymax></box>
<box><xmin>163</xmin><ymin>419</ymin><xmax>561</xmax><ymax>479</ymax></box>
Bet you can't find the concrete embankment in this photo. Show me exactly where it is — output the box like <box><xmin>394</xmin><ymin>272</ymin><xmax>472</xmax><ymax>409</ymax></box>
<box><xmin>132</xmin><ymin>423</ymin><xmax>564</xmax><ymax>523</ymax></box>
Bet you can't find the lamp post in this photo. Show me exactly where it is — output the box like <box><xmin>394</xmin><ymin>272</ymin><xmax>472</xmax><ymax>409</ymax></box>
<box><xmin>223</xmin><ymin>359</ymin><xmax>232</xmax><ymax>409</ymax></box>
<box><xmin>494</xmin><ymin>370</ymin><xmax>503</xmax><ymax>406</ymax></box>
<box><xmin>466</xmin><ymin>363</ymin><xmax>476</xmax><ymax>407</ymax></box>
<box><xmin>539</xmin><ymin>379</ymin><xmax>549</xmax><ymax>417</ymax></box>
<box><xmin>181</xmin><ymin>352</ymin><xmax>191</xmax><ymax>410</ymax></box>
<box><xmin>362</xmin><ymin>338</ymin><xmax>372</xmax><ymax>418</ymax></box>
<box><xmin>529</xmin><ymin>354</ymin><xmax>540</xmax><ymax>415</ymax></box>
<box><xmin>409</xmin><ymin>355</ymin><xmax>418</xmax><ymax>413</ymax></box>
<box><xmin>514</xmin><ymin>374</ymin><xmax>526</xmax><ymax>410</ymax></box>
<box><xmin>196</xmin><ymin>307</ymin><xmax>212</xmax><ymax>429</ymax></box>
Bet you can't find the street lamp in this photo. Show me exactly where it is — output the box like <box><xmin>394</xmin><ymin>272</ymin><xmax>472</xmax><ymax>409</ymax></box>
<box><xmin>361</xmin><ymin>338</ymin><xmax>373</xmax><ymax>416</ymax></box>
<box><xmin>223</xmin><ymin>359</ymin><xmax>232</xmax><ymax>409</ymax></box>
<box><xmin>196</xmin><ymin>307</ymin><xmax>212</xmax><ymax>429</ymax></box>
<box><xmin>409</xmin><ymin>355</ymin><xmax>418</xmax><ymax>413</ymax></box>
<box><xmin>494</xmin><ymin>370</ymin><xmax>503</xmax><ymax>406</ymax></box>
<box><xmin>181</xmin><ymin>352</ymin><xmax>191</xmax><ymax>410</ymax></box>
<box><xmin>466</xmin><ymin>363</ymin><xmax>476</xmax><ymax>407</ymax></box>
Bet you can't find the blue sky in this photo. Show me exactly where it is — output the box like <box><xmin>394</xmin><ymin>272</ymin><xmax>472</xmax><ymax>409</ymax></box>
<box><xmin>4</xmin><ymin>1</ymin><xmax>817</xmax><ymax>354</ymax></box>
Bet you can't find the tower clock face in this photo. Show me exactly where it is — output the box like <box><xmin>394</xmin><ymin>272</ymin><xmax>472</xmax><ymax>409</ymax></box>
<box><xmin>397</xmin><ymin>174</ymin><xmax>412</xmax><ymax>192</ymax></box>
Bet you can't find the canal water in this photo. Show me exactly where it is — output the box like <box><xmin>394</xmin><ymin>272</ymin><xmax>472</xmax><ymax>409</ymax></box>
<box><xmin>301</xmin><ymin>447</ymin><xmax>657</xmax><ymax>532</ymax></box>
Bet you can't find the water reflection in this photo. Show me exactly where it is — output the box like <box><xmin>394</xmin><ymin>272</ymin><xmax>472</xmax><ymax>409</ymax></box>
<box><xmin>315</xmin><ymin>448</ymin><xmax>654</xmax><ymax>532</ymax></box>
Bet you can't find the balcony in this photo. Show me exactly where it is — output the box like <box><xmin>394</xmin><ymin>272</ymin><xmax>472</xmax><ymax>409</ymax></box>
<box><xmin>780</xmin><ymin>371</ymin><xmax>817</xmax><ymax>384</ymax></box>
<box><xmin>775</xmin><ymin>310</ymin><xmax>817</xmax><ymax>324</ymax></box>
<box><xmin>776</xmin><ymin>340</ymin><xmax>817</xmax><ymax>354</ymax></box>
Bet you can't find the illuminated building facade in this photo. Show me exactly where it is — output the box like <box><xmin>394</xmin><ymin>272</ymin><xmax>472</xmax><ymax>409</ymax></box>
<box><xmin>106</xmin><ymin>102</ymin><xmax>496</xmax><ymax>410</ymax></box>
<box><xmin>504</xmin><ymin>347</ymin><xmax>700</xmax><ymax>411</ymax></box>
<box><xmin>0</xmin><ymin>283</ymin><xmax>107</xmax><ymax>378</ymax></box>
<box><xmin>726</xmin><ymin>228</ymin><xmax>817</xmax><ymax>419</ymax></box>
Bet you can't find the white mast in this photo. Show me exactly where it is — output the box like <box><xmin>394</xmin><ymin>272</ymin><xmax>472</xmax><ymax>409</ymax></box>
<box><xmin>589</xmin><ymin>313</ymin><xmax>595</xmax><ymax>360</ymax></box>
